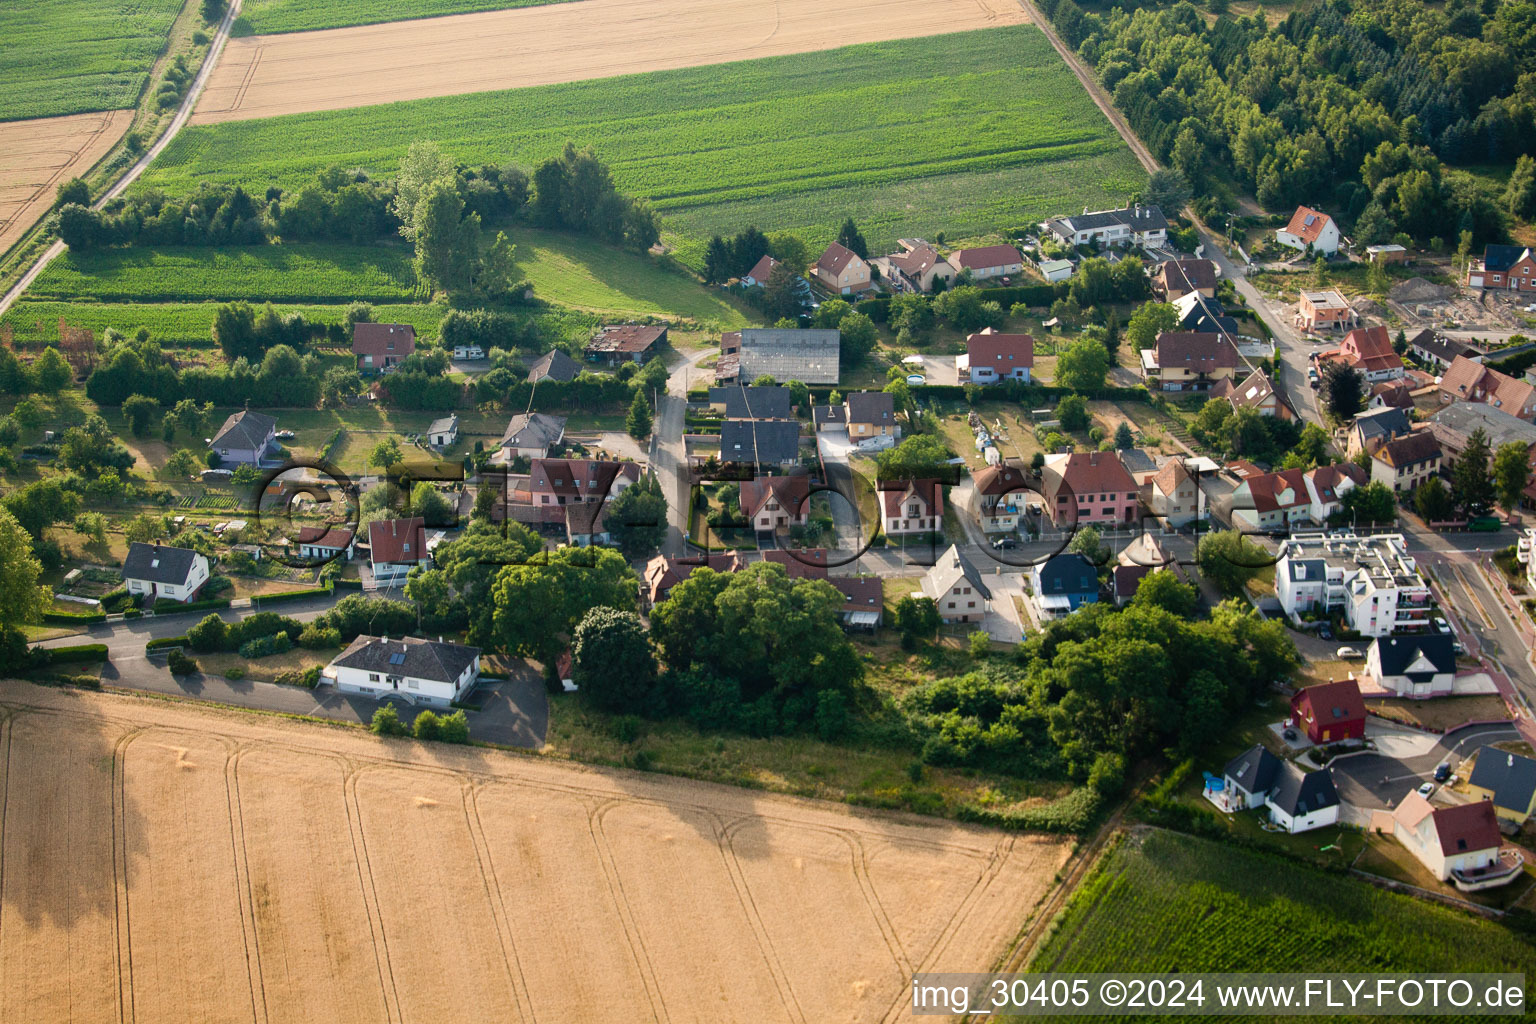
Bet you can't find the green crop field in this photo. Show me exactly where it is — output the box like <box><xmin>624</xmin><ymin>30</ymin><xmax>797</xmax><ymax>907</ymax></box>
<box><xmin>515</xmin><ymin>228</ymin><xmax>747</xmax><ymax>328</ymax></box>
<box><xmin>142</xmin><ymin>25</ymin><xmax>1144</xmax><ymax>265</ymax></box>
<box><xmin>1029</xmin><ymin>831</ymin><xmax>1535</xmax><ymax>995</ymax></box>
<box><xmin>0</xmin><ymin>0</ymin><xmax>185</xmax><ymax>121</ymax></box>
<box><xmin>232</xmin><ymin>0</ymin><xmax>572</xmax><ymax>36</ymax></box>
<box><xmin>26</xmin><ymin>244</ymin><xmax>429</xmax><ymax>304</ymax></box>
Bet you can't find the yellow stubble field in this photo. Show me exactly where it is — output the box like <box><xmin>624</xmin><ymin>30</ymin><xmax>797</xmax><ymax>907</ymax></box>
<box><xmin>0</xmin><ymin>682</ymin><xmax>1070</xmax><ymax>1023</ymax></box>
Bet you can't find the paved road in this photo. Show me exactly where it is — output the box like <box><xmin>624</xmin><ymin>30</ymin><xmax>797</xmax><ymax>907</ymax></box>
<box><xmin>0</xmin><ymin>0</ymin><xmax>247</xmax><ymax>316</ymax></box>
<box><xmin>37</xmin><ymin>595</ymin><xmax>548</xmax><ymax>747</ymax></box>
<box><xmin>654</xmin><ymin>347</ymin><xmax>711</xmax><ymax>557</ymax></box>
<box><xmin>1331</xmin><ymin>722</ymin><xmax>1521</xmax><ymax>810</ymax></box>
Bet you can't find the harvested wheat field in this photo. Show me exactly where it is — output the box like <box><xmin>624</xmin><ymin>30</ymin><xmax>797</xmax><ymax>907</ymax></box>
<box><xmin>193</xmin><ymin>0</ymin><xmax>1030</xmax><ymax>123</ymax></box>
<box><xmin>0</xmin><ymin>682</ymin><xmax>1070</xmax><ymax>1023</ymax></box>
<box><xmin>0</xmin><ymin>110</ymin><xmax>128</xmax><ymax>256</ymax></box>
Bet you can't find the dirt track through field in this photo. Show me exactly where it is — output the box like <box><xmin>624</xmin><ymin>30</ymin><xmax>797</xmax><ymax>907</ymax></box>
<box><xmin>192</xmin><ymin>0</ymin><xmax>1030</xmax><ymax>123</ymax></box>
<box><xmin>0</xmin><ymin>110</ymin><xmax>128</xmax><ymax>257</ymax></box>
<box><xmin>0</xmin><ymin>683</ymin><xmax>1069</xmax><ymax>1023</ymax></box>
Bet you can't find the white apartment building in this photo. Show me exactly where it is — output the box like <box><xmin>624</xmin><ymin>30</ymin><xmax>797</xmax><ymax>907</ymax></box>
<box><xmin>1275</xmin><ymin>531</ymin><xmax>1431</xmax><ymax>637</ymax></box>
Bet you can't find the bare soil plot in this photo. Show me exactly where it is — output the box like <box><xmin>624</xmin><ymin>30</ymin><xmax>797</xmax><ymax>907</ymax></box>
<box><xmin>0</xmin><ymin>109</ymin><xmax>128</xmax><ymax>257</ymax></box>
<box><xmin>193</xmin><ymin>0</ymin><xmax>1030</xmax><ymax>123</ymax></box>
<box><xmin>0</xmin><ymin>683</ymin><xmax>1069</xmax><ymax>1024</ymax></box>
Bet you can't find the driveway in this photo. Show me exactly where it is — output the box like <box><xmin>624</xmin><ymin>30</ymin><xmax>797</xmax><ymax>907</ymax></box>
<box><xmin>1329</xmin><ymin>721</ymin><xmax>1521</xmax><ymax>810</ymax></box>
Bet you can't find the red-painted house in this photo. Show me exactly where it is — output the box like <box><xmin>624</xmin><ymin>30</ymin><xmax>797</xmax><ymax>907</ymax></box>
<box><xmin>1290</xmin><ymin>679</ymin><xmax>1367</xmax><ymax>745</ymax></box>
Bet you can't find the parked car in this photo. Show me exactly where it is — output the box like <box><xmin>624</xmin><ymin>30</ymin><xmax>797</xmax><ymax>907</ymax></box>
<box><xmin>905</xmin><ymin>374</ymin><xmax>926</xmax><ymax>386</ymax></box>
<box><xmin>1336</xmin><ymin>646</ymin><xmax>1362</xmax><ymax>659</ymax></box>
<box><xmin>1434</xmin><ymin>762</ymin><xmax>1451</xmax><ymax>783</ymax></box>
<box><xmin>991</xmin><ymin>536</ymin><xmax>1018</xmax><ymax>550</ymax></box>
<box><xmin>1453</xmin><ymin>640</ymin><xmax>1466</xmax><ymax>655</ymax></box>
<box><xmin>274</xmin><ymin>429</ymin><xmax>296</xmax><ymax>440</ymax></box>
<box><xmin>1468</xmin><ymin>516</ymin><xmax>1502</xmax><ymax>532</ymax></box>
<box><xmin>1026</xmin><ymin>502</ymin><xmax>1043</xmax><ymax>516</ymax></box>
<box><xmin>1416</xmin><ymin>781</ymin><xmax>1436</xmax><ymax>799</ymax></box>
<box><xmin>1434</xmin><ymin>617</ymin><xmax>1450</xmax><ymax>633</ymax></box>
<box><xmin>1316</xmin><ymin>625</ymin><xmax>1333</xmax><ymax>640</ymax></box>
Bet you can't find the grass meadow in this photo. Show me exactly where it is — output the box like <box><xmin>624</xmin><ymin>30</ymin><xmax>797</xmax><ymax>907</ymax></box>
<box><xmin>0</xmin><ymin>0</ymin><xmax>185</xmax><ymax>121</ymax></box>
<box><xmin>1028</xmin><ymin>830</ymin><xmax>1536</xmax><ymax>990</ymax></box>
<box><xmin>231</xmin><ymin>0</ymin><xmax>572</xmax><ymax>35</ymax></box>
<box><xmin>0</xmin><ymin>300</ymin><xmax>449</xmax><ymax>348</ymax></box>
<box><xmin>142</xmin><ymin>26</ymin><xmax>1144</xmax><ymax>264</ymax></box>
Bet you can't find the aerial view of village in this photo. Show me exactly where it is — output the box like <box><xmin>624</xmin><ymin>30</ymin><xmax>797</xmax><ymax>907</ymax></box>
<box><xmin>1</xmin><ymin>0</ymin><xmax>1535</xmax><ymax>1020</ymax></box>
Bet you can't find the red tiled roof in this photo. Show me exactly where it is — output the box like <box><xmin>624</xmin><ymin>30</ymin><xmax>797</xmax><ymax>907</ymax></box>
<box><xmin>745</xmin><ymin>254</ymin><xmax>776</xmax><ymax>282</ymax></box>
<box><xmin>1156</xmin><ymin>258</ymin><xmax>1216</xmax><ymax>295</ymax></box>
<box><xmin>1342</xmin><ymin>325</ymin><xmax>1404</xmax><ymax>373</ymax></box>
<box><xmin>529</xmin><ymin>459</ymin><xmax>640</xmax><ymax>500</ymax></box>
<box><xmin>1306</xmin><ymin>462</ymin><xmax>1365</xmax><ymax>501</ymax></box>
<box><xmin>1372</xmin><ymin>431</ymin><xmax>1442</xmax><ymax>468</ymax></box>
<box><xmin>1284</xmin><ymin>206</ymin><xmax>1333</xmax><ymax>246</ymax></box>
<box><xmin>1243</xmin><ymin>468</ymin><xmax>1309</xmax><ymax>513</ymax></box>
<box><xmin>1151</xmin><ymin>459</ymin><xmax>1191</xmax><ymax>497</ymax></box>
<box><xmin>1049</xmin><ymin>451</ymin><xmax>1137</xmax><ymax>498</ymax></box>
<box><xmin>1370</xmin><ymin>381</ymin><xmax>1414</xmax><ymax>408</ymax></box>
<box><xmin>1293</xmin><ymin>679</ymin><xmax>1366</xmax><ymax>726</ymax></box>
<box><xmin>739</xmin><ymin>474</ymin><xmax>811</xmax><ymax>519</ymax></box>
<box><xmin>880</xmin><ymin>478</ymin><xmax>944</xmax><ymax>518</ymax></box>
<box><xmin>1154</xmin><ymin>331</ymin><xmax>1241</xmax><ymax>371</ymax></box>
<box><xmin>1438</xmin><ymin>355</ymin><xmax>1536</xmax><ymax>417</ymax></box>
<box><xmin>760</xmin><ymin>549</ymin><xmax>829</xmax><ymax>580</ymax></box>
<box><xmin>830</xmin><ymin>576</ymin><xmax>882</xmax><ymax>615</ymax></box>
<box><xmin>1428</xmin><ymin>800</ymin><xmax>1503</xmax><ymax>857</ymax></box>
<box><xmin>816</xmin><ymin>242</ymin><xmax>863</xmax><ymax>277</ymax></box>
<box><xmin>972</xmin><ymin>462</ymin><xmax>1029</xmax><ymax>496</ymax></box>
<box><xmin>368</xmin><ymin>517</ymin><xmax>426</xmax><ymax>564</ymax></box>
<box><xmin>887</xmin><ymin>244</ymin><xmax>942</xmax><ymax>278</ymax></box>
<box><xmin>295</xmin><ymin>525</ymin><xmax>354</xmax><ymax>549</ymax></box>
<box><xmin>351</xmin><ymin>323</ymin><xmax>416</xmax><ymax>357</ymax></box>
<box><xmin>966</xmin><ymin>330</ymin><xmax>1034</xmax><ymax>368</ymax></box>
<box><xmin>643</xmin><ymin>551</ymin><xmax>743</xmax><ymax>604</ymax></box>
<box><xmin>951</xmin><ymin>244</ymin><xmax>1022</xmax><ymax>270</ymax></box>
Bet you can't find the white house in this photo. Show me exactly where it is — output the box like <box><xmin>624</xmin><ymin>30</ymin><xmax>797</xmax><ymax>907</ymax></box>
<box><xmin>1216</xmin><ymin>744</ymin><xmax>1281</xmax><ymax>811</ymax></box>
<box><xmin>1276</xmin><ymin>206</ymin><xmax>1340</xmax><ymax>255</ymax></box>
<box><xmin>1046</xmin><ymin>205</ymin><xmax>1168</xmax><ymax>248</ymax></box>
<box><xmin>120</xmin><ymin>541</ymin><xmax>210</xmax><ymax>603</ymax></box>
<box><xmin>1037</xmin><ymin>258</ymin><xmax>1074</xmax><ymax>283</ymax></box>
<box><xmin>427</xmin><ymin>414</ymin><xmax>459</xmax><ymax>448</ymax></box>
<box><xmin>1363</xmin><ymin>634</ymin><xmax>1457</xmax><ymax>698</ymax></box>
<box><xmin>328</xmin><ymin>634</ymin><xmax>480</xmax><ymax>708</ymax></box>
<box><xmin>1265</xmin><ymin>761</ymin><xmax>1340</xmax><ymax>834</ymax></box>
<box><xmin>295</xmin><ymin>525</ymin><xmax>355</xmax><ymax>563</ymax></box>
<box><xmin>368</xmin><ymin>517</ymin><xmax>430</xmax><ymax>581</ymax></box>
<box><xmin>1275</xmin><ymin>532</ymin><xmax>1431</xmax><ymax>637</ymax></box>
<box><xmin>919</xmin><ymin>544</ymin><xmax>992</xmax><ymax>624</ymax></box>
<box><xmin>1393</xmin><ymin>794</ymin><xmax>1506</xmax><ymax>885</ymax></box>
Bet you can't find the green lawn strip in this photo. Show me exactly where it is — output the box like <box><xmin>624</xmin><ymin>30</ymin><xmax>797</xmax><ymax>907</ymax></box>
<box><xmin>232</xmin><ymin>0</ymin><xmax>573</xmax><ymax>36</ymax></box>
<box><xmin>139</xmin><ymin>25</ymin><xmax>1143</xmax><ymax>263</ymax></box>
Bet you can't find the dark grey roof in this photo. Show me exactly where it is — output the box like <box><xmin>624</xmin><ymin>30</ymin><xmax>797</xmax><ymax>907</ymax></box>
<box><xmin>1036</xmin><ymin>552</ymin><xmax>1099</xmax><ymax>596</ymax></box>
<box><xmin>1118</xmin><ymin>448</ymin><xmax>1157</xmax><ymax>477</ymax></box>
<box><xmin>332</xmin><ymin>634</ymin><xmax>480</xmax><ymax>684</ymax></box>
<box><xmin>708</xmin><ymin>386</ymin><xmax>793</xmax><ymax>420</ymax></box>
<box><xmin>1352</xmin><ymin>407</ymin><xmax>1410</xmax><ymax>440</ymax></box>
<box><xmin>1430</xmin><ymin>402</ymin><xmax>1536</xmax><ymax>450</ymax></box>
<box><xmin>1371</xmin><ymin>634</ymin><xmax>1457</xmax><ymax>678</ymax></box>
<box><xmin>1482</xmin><ymin>244</ymin><xmax>1532</xmax><ymax>273</ymax></box>
<box><xmin>845</xmin><ymin>391</ymin><xmax>896</xmax><ymax>425</ymax></box>
<box><xmin>121</xmin><ymin>541</ymin><xmax>202</xmax><ymax>585</ymax></box>
<box><xmin>1268</xmin><ymin>761</ymin><xmax>1339</xmax><ymax>816</ymax></box>
<box><xmin>813</xmin><ymin>404</ymin><xmax>846</xmax><ymax>426</ymax></box>
<box><xmin>426</xmin><ymin>415</ymin><xmax>458</xmax><ymax>436</ymax></box>
<box><xmin>527</xmin><ymin>349</ymin><xmax>580</xmax><ymax>383</ymax></box>
<box><xmin>1224</xmin><ymin>743</ymin><xmax>1282</xmax><ymax>796</ymax></box>
<box><xmin>1468</xmin><ymin>749</ymin><xmax>1536</xmax><ymax>813</ymax></box>
<box><xmin>211</xmin><ymin>409</ymin><xmax>276</xmax><ymax>450</ymax></box>
<box><xmin>1052</xmin><ymin>205</ymin><xmax>1169</xmax><ymax>234</ymax></box>
<box><xmin>1408</xmin><ymin>330</ymin><xmax>1482</xmax><ymax>364</ymax></box>
<box><xmin>501</xmin><ymin>413</ymin><xmax>566</xmax><ymax>449</ymax></box>
<box><xmin>720</xmin><ymin>419</ymin><xmax>802</xmax><ymax>465</ymax></box>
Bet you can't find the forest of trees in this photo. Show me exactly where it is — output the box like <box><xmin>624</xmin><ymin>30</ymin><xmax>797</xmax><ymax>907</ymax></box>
<box><xmin>1041</xmin><ymin>0</ymin><xmax>1536</xmax><ymax>243</ymax></box>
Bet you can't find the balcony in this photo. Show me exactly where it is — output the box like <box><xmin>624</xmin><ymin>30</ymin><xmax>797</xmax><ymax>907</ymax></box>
<box><xmin>1452</xmin><ymin>849</ymin><xmax>1524</xmax><ymax>892</ymax></box>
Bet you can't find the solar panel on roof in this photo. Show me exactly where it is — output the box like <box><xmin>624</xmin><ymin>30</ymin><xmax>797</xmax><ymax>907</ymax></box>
<box><xmin>388</xmin><ymin>652</ymin><xmax>406</xmax><ymax>666</ymax></box>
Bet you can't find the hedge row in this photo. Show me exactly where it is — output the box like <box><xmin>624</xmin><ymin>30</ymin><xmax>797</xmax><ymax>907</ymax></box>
<box><xmin>43</xmin><ymin>609</ymin><xmax>106</xmax><ymax>625</ymax></box>
<box><xmin>333</xmin><ymin>578</ymin><xmax>364</xmax><ymax>592</ymax></box>
<box><xmin>915</xmin><ymin>381</ymin><xmax>1150</xmax><ymax>403</ymax></box>
<box><xmin>40</xmin><ymin>643</ymin><xmax>109</xmax><ymax>664</ymax></box>
<box><xmin>146</xmin><ymin>634</ymin><xmax>190</xmax><ymax>652</ymax></box>
<box><xmin>955</xmin><ymin>786</ymin><xmax>1102</xmax><ymax>833</ymax></box>
<box><xmin>253</xmin><ymin>586</ymin><xmax>332</xmax><ymax>606</ymax></box>
<box><xmin>154</xmin><ymin>596</ymin><xmax>232</xmax><ymax>614</ymax></box>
